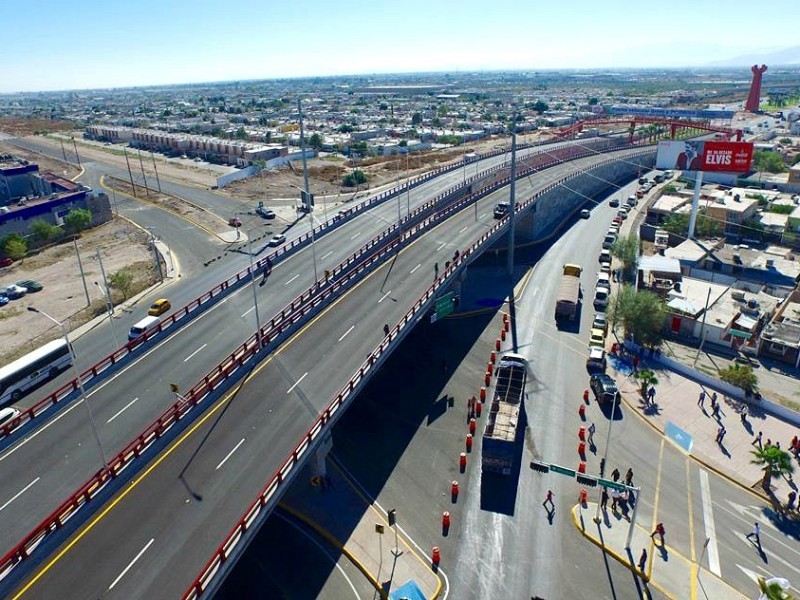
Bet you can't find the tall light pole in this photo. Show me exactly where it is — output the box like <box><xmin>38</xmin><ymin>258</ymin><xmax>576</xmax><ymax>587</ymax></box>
<box><xmin>297</xmin><ymin>98</ymin><xmax>319</xmax><ymax>284</ymax></box>
<box><xmin>594</xmin><ymin>387</ymin><xmax>622</xmax><ymax>525</ymax></box>
<box><xmin>27</xmin><ymin>307</ymin><xmax>109</xmax><ymax>470</ymax></box>
<box><xmin>237</xmin><ymin>215</ymin><xmax>263</xmax><ymax>350</ymax></box>
<box><xmin>93</xmin><ymin>281</ymin><xmax>119</xmax><ymax>350</ymax></box>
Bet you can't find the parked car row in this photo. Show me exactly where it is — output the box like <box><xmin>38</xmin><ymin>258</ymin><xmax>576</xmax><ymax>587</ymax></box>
<box><xmin>3</xmin><ymin>280</ymin><xmax>44</xmax><ymax>301</ymax></box>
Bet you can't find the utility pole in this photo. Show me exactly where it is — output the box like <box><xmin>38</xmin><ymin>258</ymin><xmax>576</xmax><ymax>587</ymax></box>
<box><xmin>124</xmin><ymin>150</ymin><xmax>137</xmax><ymax>198</ymax></box>
<box><xmin>506</xmin><ymin>119</ymin><xmax>518</xmax><ymax>276</ymax></box>
<box><xmin>74</xmin><ymin>238</ymin><xmax>90</xmax><ymax>307</ymax></box>
<box><xmin>150</xmin><ymin>151</ymin><xmax>162</xmax><ymax>193</ymax></box>
<box><xmin>137</xmin><ymin>150</ymin><xmax>149</xmax><ymax>196</ymax></box>
<box><xmin>60</xmin><ymin>139</ymin><xmax>68</xmax><ymax>162</ymax></box>
<box><xmin>298</xmin><ymin>98</ymin><xmax>318</xmax><ymax>283</ymax></box>
<box><xmin>71</xmin><ymin>137</ymin><xmax>81</xmax><ymax>167</ymax></box>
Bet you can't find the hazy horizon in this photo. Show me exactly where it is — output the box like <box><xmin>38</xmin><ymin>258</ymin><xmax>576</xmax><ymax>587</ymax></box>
<box><xmin>2</xmin><ymin>0</ymin><xmax>797</xmax><ymax>94</ymax></box>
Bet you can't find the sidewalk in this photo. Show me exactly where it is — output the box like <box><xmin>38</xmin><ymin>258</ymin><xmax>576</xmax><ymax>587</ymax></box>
<box><xmin>281</xmin><ymin>459</ymin><xmax>442</xmax><ymax>600</ymax></box>
<box><xmin>571</xmin><ymin>501</ymin><xmax>746</xmax><ymax>600</ymax></box>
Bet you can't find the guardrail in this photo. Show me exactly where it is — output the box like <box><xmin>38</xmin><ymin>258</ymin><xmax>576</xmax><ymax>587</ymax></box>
<box><xmin>0</xmin><ymin>136</ymin><xmax>614</xmax><ymax>444</ymax></box>
<box><xmin>181</xmin><ymin>147</ymin><xmax>656</xmax><ymax>599</ymax></box>
<box><xmin>0</xmin><ymin>145</ymin><xmax>654</xmax><ymax>592</ymax></box>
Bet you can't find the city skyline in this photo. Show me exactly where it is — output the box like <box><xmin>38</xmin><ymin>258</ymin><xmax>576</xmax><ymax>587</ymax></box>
<box><xmin>1</xmin><ymin>0</ymin><xmax>799</xmax><ymax>93</ymax></box>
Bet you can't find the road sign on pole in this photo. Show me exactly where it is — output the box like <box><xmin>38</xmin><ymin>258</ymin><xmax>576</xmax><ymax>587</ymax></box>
<box><xmin>431</xmin><ymin>292</ymin><xmax>456</xmax><ymax>323</ymax></box>
<box><xmin>549</xmin><ymin>464</ymin><xmax>576</xmax><ymax>478</ymax></box>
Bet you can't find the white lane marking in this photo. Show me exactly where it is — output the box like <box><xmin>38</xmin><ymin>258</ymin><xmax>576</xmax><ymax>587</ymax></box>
<box><xmin>479</xmin><ymin>213</ymin><xmax>486</xmax><ymax>219</ymax></box>
<box><xmin>107</xmin><ymin>397</ymin><xmax>140</xmax><ymax>424</ymax></box>
<box><xmin>410</xmin><ymin>264</ymin><xmax>421</xmax><ymax>274</ymax></box>
<box><xmin>321</xmin><ymin>251</ymin><xmax>333</xmax><ymax>260</ymax></box>
<box><xmin>285</xmin><ymin>274</ymin><xmax>300</xmax><ymax>285</ymax></box>
<box><xmin>216</xmin><ymin>438</ymin><xmax>245</xmax><ymax>470</ymax></box>
<box><xmin>350</xmin><ymin>231</ymin><xmax>361</xmax><ymax>240</ymax></box>
<box><xmin>720</xmin><ymin>500</ymin><xmax>800</xmax><ymax>563</ymax></box>
<box><xmin>183</xmin><ymin>344</ymin><xmax>207</xmax><ymax>363</ymax></box>
<box><xmin>109</xmin><ymin>538</ymin><xmax>155</xmax><ymax>590</ymax></box>
<box><xmin>699</xmin><ymin>469</ymin><xmax>721</xmax><ymax>576</ymax></box>
<box><xmin>286</xmin><ymin>372</ymin><xmax>308</xmax><ymax>394</ymax></box>
<box><xmin>241</xmin><ymin>306</ymin><xmax>255</xmax><ymax>318</ymax></box>
<box><xmin>338</xmin><ymin>325</ymin><xmax>355</xmax><ymax>342</ymax></box>
<box><xmin>378</xmin><ymin>290</ymin><xmax>392</xmax><ymax>303</ymax></box>
<box><xmin>459</xmin><ymin>226</ymin><xmax>468</xmax><ymax>233</ymax></box>
<box><xmin>0</xmin><ymin>477</ymin><xmax>40</xmax><ymax>513</ymax></box>
<box><xmin>436</xmin><ymin>242</ymin><xmax>447</xmax><ymax>251</ymax></box>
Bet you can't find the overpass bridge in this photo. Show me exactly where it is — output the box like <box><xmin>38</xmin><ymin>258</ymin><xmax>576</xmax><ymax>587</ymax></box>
<box><xmin>2</xmin><ymin>144</ymin><xmax>654</xmax><ymax>599</ymax></box>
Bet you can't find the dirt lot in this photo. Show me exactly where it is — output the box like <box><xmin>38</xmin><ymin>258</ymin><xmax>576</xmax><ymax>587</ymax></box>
<box><xmin>222</xmin><ymin>134</ymin><xmax>544</xmax><ymax>202</ymax></box>
<box><xmin>0</xmin><ymin>220</ymin><xmax>157</xmax><ymax>364</ymax></box>
<box><xmin>0</xmin><ymin>118</ymin><xmax>73</xmax><ymax>137</ymax></box>
<box><xmin>0</xmin><ymin>141</ymin><xmax>82</xmax><ymax>180</ymax></box>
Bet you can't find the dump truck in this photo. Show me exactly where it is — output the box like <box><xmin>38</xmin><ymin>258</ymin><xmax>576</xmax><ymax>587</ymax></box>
<box><xmin>481</xmin><ymin>353</ymin><xmax>527</xmax><ymax>475</ymax></box>
<box><xmin>555</xmin><ymin>263</ymin><xmax>582</xmax><ymax>321</ymax></box>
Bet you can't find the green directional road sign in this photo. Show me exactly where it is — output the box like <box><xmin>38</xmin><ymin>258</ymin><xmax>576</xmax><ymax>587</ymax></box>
<box><xmin>431</xmin><ymin>292</ymin><xmax>455</xmax><ymax>323</ymax></box>
<box><xmin>549</xmin><ymin>464</ymin><xmax>576</xmax><ymax>478</ymax></box>
<box><xmin>598</xmin><ymin>478</ymin><xmax>628</xmax><ymax>491</ymax></box>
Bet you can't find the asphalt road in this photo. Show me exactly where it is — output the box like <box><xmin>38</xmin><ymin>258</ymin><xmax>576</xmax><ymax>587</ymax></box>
<box><xmin>0</xmin><ymin>139</ymin><xmax>616</xmax><ymax>548</ymax></box>
<box><xmin>7</xmin><ymin>150</ymin><xmax>645</xmax><ymax>599</ymax></box>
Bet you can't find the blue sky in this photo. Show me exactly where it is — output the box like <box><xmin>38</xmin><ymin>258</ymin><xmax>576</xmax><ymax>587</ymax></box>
<box><xmin>2</xmin><ymin>0</ymin><xmax>795</xmax><ymax>93</ymax></box>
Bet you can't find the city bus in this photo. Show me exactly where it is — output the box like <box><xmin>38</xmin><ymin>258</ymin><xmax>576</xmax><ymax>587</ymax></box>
<box><xmin>0</xmin><ymin>339</ymin><xmax>73</xmax><ymax>405</ymax></box>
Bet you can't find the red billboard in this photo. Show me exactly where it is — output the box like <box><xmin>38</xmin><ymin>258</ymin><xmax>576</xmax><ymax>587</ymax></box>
<box><xmin>656</xmin><ymin>140</ymin><xmax>754</xmax><ymax>173</ymax></box>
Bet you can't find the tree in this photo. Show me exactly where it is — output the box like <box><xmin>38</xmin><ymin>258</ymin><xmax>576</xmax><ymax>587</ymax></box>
<box><xmin>29</xmin><ymin>220</ymin><xmax>62</xmax><ymax>244</ymax></box>
<box><xmin>431</xmin><ymin>117</ymin><xmax>442</xmax><ymax>128</ymax></box>
<box><xmin>607</xmin><ymin>286</ymin><xmax>665</xmax><ymax>347</ymax></box>
<box><xmin>662</xmin><ymin>212</ymin><xmax>721</xmax><ymax>238</ymax></box>
<box><xmin>342</xmin><ymin>169</ymin><xmax>367</xmax><ymax>187</ymax></box>
<box><xmin>753</xmin><ymin>150</ymin><xmax>785</xmax><ymax>173</ymax></box>
<box><xmin>588</xmin><ymin>97</ymin><xmax>599</xmax><ymax>105</ymax></box>
<box><xmin>757</xmin><ymin>576</ymin><xmax>794</xmax><ymax>600</ymax></box>
<box><xmin>718</xmin><ymin>363</ymin><xmax>758</xmax><ymax>394</ymax></box>
<box><xmin>4</xmin><ymin>238</ymin><xmax>27</xmax><ymax>261</ymax></box>
<box><xmin>64</xmin><ymin>208</ymin><xmax>92</xmax><ymax>236</ymax></box>
<box><xmin>411</xmin><ymin>113</ymin><xmax>422</xmax><ymax>126</ymax></box>
<box><xmin>532</xmin><ymin>100</ymin><xmax>549</xmax><ymax>114</ymax></box>
<box><xmin>108</xmin><ymin>268</ymin><xmax>135</xmax><ymax>299</ymax></box>
<box><xmin>633</xmin><ymin>369</ymin><xmax>658</xmax><ymax>397</ymax></box>
<box><xmin>610</xmin><ymin>234</ymin><xmax>639</xmax><ymax>282</ymax></box>
<box><xmin>751</xmin><ymin>445</ymin><xmax>794</xmax><ymax>491</ymax></box>
<box><xmin>308</xmin><ymin>133</ymin><xmax>323</xmax><ymax>150</ymax></box>
<box><xmin>234</xmin><ymin>127</ymin><xmax>248</xmax><ymax>140</ymax></box>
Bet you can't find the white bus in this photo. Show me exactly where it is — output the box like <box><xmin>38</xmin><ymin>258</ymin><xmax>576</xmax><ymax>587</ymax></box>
<box><xmin>0</xmin><ymin>339</ymin><xmax>73</xmax><ymax>405</ymax></box>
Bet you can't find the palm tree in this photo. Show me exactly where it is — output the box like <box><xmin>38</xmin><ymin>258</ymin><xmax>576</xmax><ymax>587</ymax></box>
<box><xmin>757</xmin><ymin>576</ymin><xmax>794</xmax><ymax>600</ymax></box>
<box><xmin>633</xmin><ymin>369</ymin><xmax>658</xmax><ymax>398</ymax></box>
<box><xmin>751</xmin><ymin>445</ymin><xmax>795</xmax><ymax>491</ymax></box>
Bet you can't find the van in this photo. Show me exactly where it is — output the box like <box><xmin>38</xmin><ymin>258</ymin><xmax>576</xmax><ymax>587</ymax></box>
<box><xmin>493</xmin><ymin>201</ymin><xmax>510</xmax><ymax>219</ymax></box>
<box><xmin>627</xmin><ymin>195</ymin><xmax>637</xmax><ymax>207</ymax></box>
<box><xmin>128</xmin><ymin>315</ymin><xmax>162</xmax><ymax>342</ymax></box>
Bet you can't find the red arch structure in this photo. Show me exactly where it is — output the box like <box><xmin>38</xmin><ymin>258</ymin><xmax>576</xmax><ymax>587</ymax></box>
<box><xmin>552</xmin><ymin>116</ymin><xmax>743</xmax><ymax>144</ymax></box>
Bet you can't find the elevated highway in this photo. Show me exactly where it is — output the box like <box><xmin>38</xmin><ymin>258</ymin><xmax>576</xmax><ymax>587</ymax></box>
<box><xmin>4</xmin><ymin>146</ymin><xmax>653</xmax><ymax>598</ymax></box>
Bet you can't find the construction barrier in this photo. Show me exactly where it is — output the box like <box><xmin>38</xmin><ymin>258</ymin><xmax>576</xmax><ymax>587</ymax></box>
<box><xmin>432</xmin><ymin>547</ymin><xmax>441</xmax><ymax>565</ymax></box>
<box><xmin>578</xmin><ymin>461</ymin><xmax>586</xmax><ymax>473</ymax></box>
<box><xmin>480</xmin><ymin>387</ymin><xmax>486</xmax><ymax>401</ymax></box>
<box><xmin>466</xmin><ymin>434</ymin><xmax>473</xmax><ymax>452</ymax></box>
<box><xmin>578</xmin><ymin>404</ymin><xmax>586</xmax><ymax>418</ymax></box>
<box><xmin>469</xmin><ymin>418</ymin><xmax>476</xmax><ymax>435</ymax></box>
<box><xmin>578</xmin><ymin>426</ymin><xmax>586</xmax><ymax>441</ymax></box>
<box><xmin>459</xmin><ymin>453</ymin><xmax>467</xmax><ymax>470</ymax></box>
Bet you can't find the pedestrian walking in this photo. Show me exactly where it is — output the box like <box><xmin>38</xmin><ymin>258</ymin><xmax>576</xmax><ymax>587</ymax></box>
<box><xmin>625</xmin><ymin>468</ymin><xmax>634</xmax><ymax>486</ymax></box>
<box><xmin>611</xmin><ymin>468</ymin><xmax>620</xmax><ymax>482</ymax></box>
<box><xmin>650</xmin><ymin>522</ymin><xmax>665</xmax><ymax>545</ymax></box>
<box><xmin>611</xmin><ymin>490</ymin><xmax>619</xmax><ymax>511</ymax></box>
<box><xmin>745</xmin><ymin>522</ymin><xmax>761</xmax><ymax>546</ymax></box>
<box><xmin>788</xmin><ymin>491</ymin><xmax>796</xmax><ymax>511</ymax></box>
<box><xmin>587</xmin><ymin>422</ymin><xmax>596</xmax><ymax>445</ymax></box>
<box><xmin>752</xmin><ymin>431</ymin><xmax>763</xmax><ymax>447</ymax></box>
<box><xmin>638</xmin><ymin>548</ymin><xmax>648</xmax><ymax>572</ymax></box>
<box><xmin>711</xmin><ymin>392</ymin><xmax>717</xmax><ymax>405</ymax></box>
<box><xmin>543</xmin><ymin>490</ymin><xmax>555</xmax><ymax>512</ymax></box>
<box><xmin>383</xmin><ymin>323</ymin><xmax>390</xmax><ymax>337</ymax></box>
<box><xmin>434</xmin><ymin>262</ymin><xmax>439</xmax><ymax>276</ymax></box>
<box><xmin>600</xmin><ymin>489</ymin><xmax>609</xmax><ymax>509</ymax></box>
<box><xmin>697</xmin><ymin>390</ymin><xmax>706</xmax><ymax>408</ymax></box>
<box><xmin>765</xmin><ymin>438</ymin><xmax>772</xmax><ymax>448</ymax></box>
<box><xmin>740</xmin><ymin>405</ymin><xmax>748</xmax><ymax>424</ymax></box>
<box><xmin>715</xmin><ymin>426</ymin><xmax>727</xmax><ymax>444</ymax></box>
<box><xmin>712</xmin><ymin>402</ymin><xmax>721</xmax><ymax>421</ymax></box>
<box><xmin>647</xmin><ymin>386</ymin><xmax>656</xmax><ymax>404</ymax></box>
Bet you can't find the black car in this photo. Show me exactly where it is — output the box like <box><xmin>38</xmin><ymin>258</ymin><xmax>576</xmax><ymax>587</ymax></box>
<box><xmin>590</xmin><ymin>373</ymin><xmax>619</xmax><ymax>403</ymax></box>
<box><xmin>16</xmin><ymin>279</ymin><xmax>43</xmax><ymax>293</ymax></box>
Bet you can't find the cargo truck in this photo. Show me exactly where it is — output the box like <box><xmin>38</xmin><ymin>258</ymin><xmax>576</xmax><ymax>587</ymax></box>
<box><xmin>554</xmin><ymin>263</ymin><xmax>582</xmax><ymax>321</ymax></box>
<box><xmin>481</xmin><ymin>353</ymin><xmax>527</xmax><ymax>475</ymax></box>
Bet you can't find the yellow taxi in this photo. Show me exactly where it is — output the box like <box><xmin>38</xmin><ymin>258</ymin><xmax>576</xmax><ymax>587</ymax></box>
<box><xmin>148</xmin><ymin>298</ymin><xmax>171</xmax><ymax>316</ymax></box>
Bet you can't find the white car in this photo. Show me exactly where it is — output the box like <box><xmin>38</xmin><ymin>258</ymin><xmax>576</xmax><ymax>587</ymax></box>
<box><xmin>597</xmin><ymin>272</ymin><xmax>611</xmax><ymax>288</ymax></box>
<box><xmin>0</xmin><ymin>406</ymin><xmax>20</xmax><ymax>427</ymax></box>
<box><xmin>599</xmin><ymin>249</ymin><xmax>612</xmax><ymax>265</ymax></box>
<box><xmin>587</xmin><ymin>346</ymin><xmax>607</xmax><ymax>371</ymax></box>
<box><xmin>594</xmin><ymin>286</ymin><xmax>610</xmax><ymax>308</ymax></box>
<box><xmin>4</xmin><ymin>284</ymin><xmax>28</xmax><ymax>299</ymax></box>
<box><xmin>268</xmin><ymin>234</ymin><xmax>287</xmax><ymax>247</ymax></box>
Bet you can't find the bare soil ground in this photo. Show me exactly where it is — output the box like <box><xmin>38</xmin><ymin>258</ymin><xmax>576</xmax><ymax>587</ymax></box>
<box><xmin>0</xmin><ymin>118</ymin><xmax>73</xmax><ymax>137</ymax></box>
<box><xmin>221</xmin><ymin>133</ymin><xmax>546</xmax><ymax>202</ymax></box>
<box><xmin>0</xmin><ymin>220</ymin><xmax>157</xmax><ymax>364</ymax></box>
<box><xmin>0</xmin><ymin>141</ymin><xmax>82</xmax><ymax>180</ymax></box>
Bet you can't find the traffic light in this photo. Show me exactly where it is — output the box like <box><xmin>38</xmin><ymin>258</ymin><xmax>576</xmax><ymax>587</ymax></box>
<box><xmin>387</xmin><ymin>509</ymin><xmax>396</xmax><ymax>526</ymax></box>
<box><xmin>531</xmin><ymin>461</ymin><xmax>550</xmax><ymax>474</ymax></box>
<box><xmin>576</xmin><ymin>474</ymin><xmax>597</xmax><ymax>487</ymax></box>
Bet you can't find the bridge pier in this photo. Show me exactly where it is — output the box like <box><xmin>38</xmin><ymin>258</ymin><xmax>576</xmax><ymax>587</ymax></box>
<box><xmin>311</xmin><ymin>432</ymin><xmax>333</xmax><ymax>479</ymax></box>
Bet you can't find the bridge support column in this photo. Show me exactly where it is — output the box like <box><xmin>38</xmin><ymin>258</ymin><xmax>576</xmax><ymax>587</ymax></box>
<box><xmin>312</xmin><ymin>432</ymin><xmax>333</xmax><ymax>479</ymax></box>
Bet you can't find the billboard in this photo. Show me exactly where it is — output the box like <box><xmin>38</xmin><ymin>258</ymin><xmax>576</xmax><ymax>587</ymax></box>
<box><xmin>656</xmin><ymin>140</ymin><xmax>754</xmax><ymax>172</ymax></box>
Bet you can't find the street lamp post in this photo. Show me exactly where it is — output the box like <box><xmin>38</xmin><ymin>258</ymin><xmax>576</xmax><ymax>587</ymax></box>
<box><xmin>237</xmin><ymin>215</ymin><xmax>263</xmax><ymax>350</ymax></box>
<box><xmin>93</xmin><ymin>281</ymin><xmax>119</xmax><ymax>350</ymax></box>
<box><xmin>594</xmin><ymin>388</ymin><xmax>622</xmax><ymax>525</ymax></box>
<box><xmin>27</xmin><ymin>307</ymin><xmax>109</xmax><ymax>470</ymax></box>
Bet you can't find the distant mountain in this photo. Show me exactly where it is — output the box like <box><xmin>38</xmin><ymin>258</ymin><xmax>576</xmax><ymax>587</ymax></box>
<box><xmin>707</xmin><ymin>45</ymin><xmax>800</xmax><ymax>67</ymax></box>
